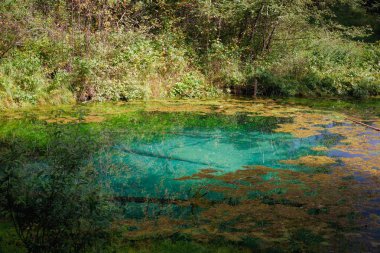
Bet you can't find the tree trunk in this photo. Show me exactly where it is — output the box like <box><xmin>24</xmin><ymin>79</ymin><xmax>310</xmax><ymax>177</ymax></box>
<box><xmin>264</xmin><ymin>22</ymin><xmax>277</xmax><ymax>51</ymax></box>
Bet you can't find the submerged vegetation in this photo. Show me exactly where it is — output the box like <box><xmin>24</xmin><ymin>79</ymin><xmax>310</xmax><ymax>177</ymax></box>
<box><xmin>1</xmin><ymin>0</ymin><xmax>380</xmax><ymax>252</ymax></box>
<box><xmin>0</xmin><ymin>99</ymin><xmax>379</xmax><ymax>252</ymax></box>
<box><xmin>0</xmin><ymin>0</ymin><xmax>379</xmax><ymax>108</ymax></box>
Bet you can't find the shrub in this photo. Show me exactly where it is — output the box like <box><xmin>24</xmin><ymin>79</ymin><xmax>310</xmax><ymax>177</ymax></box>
<box><xmin>251</xmin><ymin>38</ymin><xmax>380</xmax><ymax>98</ymax></box>
<box><xmin>0</xmin><ymin>51</ymin><xmax>46</xmax><ymax>105</ymax></box>
<box><xmin>93</xmin><ymin>32</ymin><xmax>204</xmax><ymax>101</ymax></box>
<box><xmin>254</xmin><ymin>70</ymin><xmax>297</xmax><ymax>97</ymax></box>
<box><xmin>350</xmin><ymin>77</ymin><xmax>380</xmax><ymax>98</ymax></box>
<box><xmin>205</xmin><ymin>41</ymin><xmax>246</xmax><ymax>87</ymax></box>
<box><xmin>170</xmin><ymin>72</ymin><xmax>220</xmax><ymax>98</ymax></box>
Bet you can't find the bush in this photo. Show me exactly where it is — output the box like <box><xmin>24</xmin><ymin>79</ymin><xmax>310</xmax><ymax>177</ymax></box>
<box><xmin>252</xmin><ymin>38</ymin><xmax>380</xmax><ymax>98</ymax></box>
<box><xmin>254</xmin><ymin>70</ymin><xmax>297</xmax><ymax>97</ymax></box>
<box><xmin>0</xmin><ymin>30</ymin><xmax>220</xmax><ymax>107</ymax></box>
<box><xmin>170</xmin><ymin>72</ymin><xmax>220</xmax><ymax>98</ymax></box>
<box><xmin>350</xmin><ymin>77</ymin><xmax>380</xmax><ymax>98</ymax></box>
<box><xmin>91</xmin><ymin>32</ymin><xmax>206</xmax><ymax>101</ymax></box>
<box><xmin>0</xmin><ymin>51</ymin><xmax>45</xmax><ymax>105</ymax></box>
<box><xmin>0</xmin><ymin>35</ymin><xmax>75</xmax><ymax>107</ymax></box>
<box><xmin>205</xmin><ymin>41</ymin><xmax>246</xmax><ymax>87</ymax></box>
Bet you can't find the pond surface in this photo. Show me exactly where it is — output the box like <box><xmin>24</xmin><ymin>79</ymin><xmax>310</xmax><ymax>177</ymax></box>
<box><xmin>1</xmin><ymin>98</ymin><xmax>379</xmax><ymax>251</ymax></box>
<box><xmin>111</xmin><ymin>113</ymin><xmax>338</xmax><ymax>198</ymax></box>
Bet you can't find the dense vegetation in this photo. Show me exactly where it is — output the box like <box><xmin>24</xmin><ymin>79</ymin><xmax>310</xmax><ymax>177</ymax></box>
<box><xmin>0</xmin><ymin>1</ymin><xmax>380</xmax><ymax>251</ymax></box>
<box><xmin>0</xmin><ymin>0</ymin><xmax>379</xmax><ymax>108</ymax></box>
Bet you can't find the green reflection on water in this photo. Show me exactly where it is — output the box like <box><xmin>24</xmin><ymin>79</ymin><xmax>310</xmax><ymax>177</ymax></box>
<box><xmin>1</xmin><ymin>99</ymin><xmax>379</xmax><ymax>251</ymax></box>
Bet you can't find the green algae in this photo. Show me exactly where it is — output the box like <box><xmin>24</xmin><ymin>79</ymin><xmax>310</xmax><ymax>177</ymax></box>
<box><xmin>0</xmin><ymin>98</ymin><xmax>379</xmax><ymax>252</ymax></box>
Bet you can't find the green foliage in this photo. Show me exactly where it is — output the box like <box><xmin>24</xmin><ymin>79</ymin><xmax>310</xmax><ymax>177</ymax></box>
<box><xmin>0</xmin><ymin>51</ymin><xmax>45</xmax><ymax>104</ymax></box>
<box><xmin>255</xmin><ymin>69</ymin><xmax>298</xmax><ymax>97</ymax></box>
<box><xmin>253</xmin><ymin>38</ymin><xmax>380</xmax><ymax>98</ymax></box>
<box><xmin>93</xmin><ymin>32</ymin><xmax>193</xmax><ymax>101</ymax></box>
<box><xmin>170</xmin><ymin>72</ymin><xmax>220</xmax><ymax>98</ymax></box>
<box><xmin>0</xmin><ymin>113</ymin><xmax>118</xmax><ymax>252</ymax></box>
<box><xmin>0</xmin><ymin>0</ymin><xmax>378</xmax><ymax>105</ymax></box>
<box><xmin>205</xmin><ymin>41</ymin><xmax>246</xmax><ymax>87</ymax></box>
<box><xmin>0</xmin><ymin>35</ymin><xmax>75</xmax><ymax>107</ymax></box>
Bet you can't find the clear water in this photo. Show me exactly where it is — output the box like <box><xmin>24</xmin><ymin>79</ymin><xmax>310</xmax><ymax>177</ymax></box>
<box><xmin>107</xmin><ymin>114</ymin><xmax>340</xmax><ymax>199</ymax></box>
<box><xmin>1</xmin><ymin>100</ymin><xmax>379</xmax><ymax>251</ymax></box>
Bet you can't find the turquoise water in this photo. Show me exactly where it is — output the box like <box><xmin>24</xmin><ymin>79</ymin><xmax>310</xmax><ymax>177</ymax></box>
<box><xmin>107</xmin><ymin>113</ymin><xmax>340</xmax><ymax>199</ymax></box>
<box><xmin>1</xmin><ymin>101</ymin><xmax>379</xmax><ymax>251</ymax></box>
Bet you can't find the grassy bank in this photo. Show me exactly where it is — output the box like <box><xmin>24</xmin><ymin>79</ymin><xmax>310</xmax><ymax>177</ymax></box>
<box><xmin>1</xmin><ymin>0</ymin><xmax>379</xmax><ymax>109</ymax></box>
